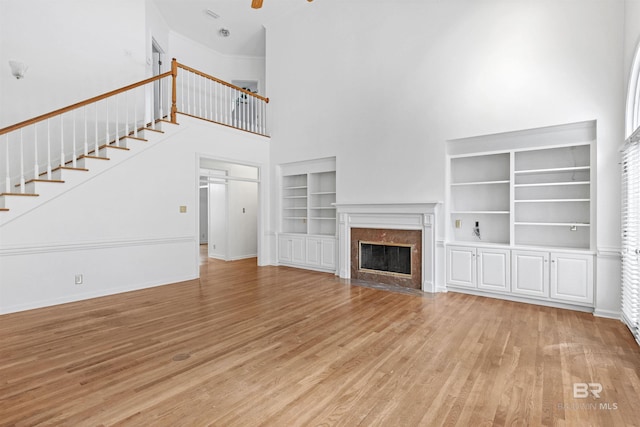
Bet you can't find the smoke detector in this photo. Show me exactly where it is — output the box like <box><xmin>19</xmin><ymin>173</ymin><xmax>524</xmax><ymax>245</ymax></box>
<box><xmin>218</xmin><ymin>28</ymin><xmax>230</xmax><ymax>37</ymax></box>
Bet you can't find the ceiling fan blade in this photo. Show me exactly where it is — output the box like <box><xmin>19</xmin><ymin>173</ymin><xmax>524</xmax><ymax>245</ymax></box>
<box><xmin>251</xmin><ymin>0</ymin><xmax>263</xmax><ymax>9</ymax></box>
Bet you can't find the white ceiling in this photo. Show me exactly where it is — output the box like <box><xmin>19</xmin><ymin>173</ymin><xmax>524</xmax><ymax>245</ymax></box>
<box><xmin>152</xmin><ymin>0</ymin><xmax>312</xmax><ymax>57</ymax></box>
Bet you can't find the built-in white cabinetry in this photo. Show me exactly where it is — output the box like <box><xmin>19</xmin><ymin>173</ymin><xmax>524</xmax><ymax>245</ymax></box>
<box><xmin>278</xmin><ymin>234</ymin><xmax>336</xmax><ymax>271</ymax></box>
<box><xmin>278</xmin><ymin>158</ymin><xmax>337</xmax><ymax>273</ymax></box>
<box><xmin>549</xmin><ymin>252</ymin><xmax>594</xmax><ymax>304</ymax></box>
<box><xmin>477</xmin><ymin>248</ymin><xmax>511</xmax><ymax>293</ymax></box>
<box><xmin>511</xmin><ymin>250</ymin><xmax>549</xmax><ymax>298</ymax></box>
<box><xmin>447</xmin><ymin>245</ymin><xmax>510</xmax><ymax>293</ymax></box>
<box><xmin>446</xmin><ymin>246</ymin><xmax>476</xmax><ymax>288</ymax></box>
<box><xmin>445</xmin><ymin>121</ymin><xmax>596</xmax><ymax>310</ymax></box>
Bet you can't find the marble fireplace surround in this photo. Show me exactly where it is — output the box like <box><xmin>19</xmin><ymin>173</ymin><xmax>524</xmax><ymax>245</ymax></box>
<box><xmin>335</xmin><ymin>203</ymin><xmax>440</xmax><ymax>293</ymax></box>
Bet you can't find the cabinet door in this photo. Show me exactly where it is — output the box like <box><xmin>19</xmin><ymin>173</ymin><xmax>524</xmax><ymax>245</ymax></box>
<box><xmin>291</xmin><ymin>236</ymin><xmax>305</xmax><ymax>264</ymax></box>
<box><xmin>550</xmin><ymin>253</ymin><xmax>593</xmax><ymax>304</ymax></box>
<box><xmin>512</xmin><ymin>250</ymin><xmax>549</xmax><ymax>298</ymax></box>
<box><xmin>278</xmin><ymin>236</ymin><xmax>292</xmax><ymax>263</ymax></box>
<box><xmin>477</xmin><ymin>248</ymin><xmax>510</xmax><ymax>293</ymax></box>
<box><xmin>279</xmin><ymin>235</ymin><xmax>306</xmax><ymax>264</ymax></box>
<box><xmin>307</xmin><ymin>238</ymin><xmax>321</xmax><ymax>266</ymax></box>
<box><xmin>320</xmin><ymin>238</ymin><xmax>336</xmax><ymax>270</ymax></box>
<box><xmin>446</xmin><ymin>246</ymin><xmax>476</xmax><ymax>288</ymax></box>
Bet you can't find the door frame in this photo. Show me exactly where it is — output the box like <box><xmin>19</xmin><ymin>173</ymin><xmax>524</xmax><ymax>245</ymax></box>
<box><xmin>197</xmin><ymin>155</ymin><xmax>263</xmax><ymax>266</ymax></box>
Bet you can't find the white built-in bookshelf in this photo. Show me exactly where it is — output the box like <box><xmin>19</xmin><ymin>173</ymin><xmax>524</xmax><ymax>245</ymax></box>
<box><xmin>281</xmin><ymin>171</ymin><xmax>336</xmax><ymax>236</ymax></box>
<box><xmin>445</xmin><ymin>121</ymin><xmax>596</xmax><ymax>309</ymax></box>
<box><xmin>278</xmin><ymin>158</ymin><xmax>337</xmax><ymax>272</ymax></box>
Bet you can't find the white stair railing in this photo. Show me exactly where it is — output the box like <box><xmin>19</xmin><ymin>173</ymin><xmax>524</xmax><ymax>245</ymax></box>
<box><xmin>0</xmin><ymin>59</ymin><xmax>270</xmax><ymax>197</ymax></box>
<box><xmin>0</xmin><ymin>73</ymin><xmax>173</xmax><ymax>194</ymax></box>
<box><xmin>175</xmin><ymin>62</ymin><xmax>269</xmax><ymax>136</ymax></box>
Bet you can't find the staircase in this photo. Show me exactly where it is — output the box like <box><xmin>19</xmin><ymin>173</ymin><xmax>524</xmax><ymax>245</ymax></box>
<box><xmin>0</xmin><ymin>120</ymin><xmax>180</xmax><ymax>226</ymax></box>
<box><xmin>0</xmin><ymin>60</ymin><xmax>269</xmax><ymax>226</ymax></box>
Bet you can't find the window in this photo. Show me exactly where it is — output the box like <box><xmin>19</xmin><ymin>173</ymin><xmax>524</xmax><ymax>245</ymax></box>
<box><xmin>622</xmin><ymin>40</ymin><xmax>640</xmax><ymax>345</ymax></box>
<box><xmin>621</xmin><ymin>132</ymin><xmax>640</xmax><ymax>344</ymax></box>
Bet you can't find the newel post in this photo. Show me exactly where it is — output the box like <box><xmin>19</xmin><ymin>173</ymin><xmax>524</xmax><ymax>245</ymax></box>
<box><xmin>171</xmin><ymin>58</ymin><xmax>178</xmax><ymax>123</ymax></box>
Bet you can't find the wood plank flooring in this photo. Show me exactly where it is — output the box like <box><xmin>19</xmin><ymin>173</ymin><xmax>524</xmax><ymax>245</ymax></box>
<box><xmin>1</xmin><ymin>254</ymin><xmax>640</xmax><ymax>426</ymax></box>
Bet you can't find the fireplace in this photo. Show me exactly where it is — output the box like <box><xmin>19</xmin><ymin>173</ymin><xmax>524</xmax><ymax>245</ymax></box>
<box><xmin>335</xmin><ymin>203</ymin><xmax>440</xmax><ymax>292</ymax></box>
<box><xmin>351</xmin><ymin>228</ymin><xmax>422</xmax><ymax>289</ymax></box>
<box><xmin>359</xmin><ymin>242</ymin><xmax>412</xmax><ymax>276</ymax></box>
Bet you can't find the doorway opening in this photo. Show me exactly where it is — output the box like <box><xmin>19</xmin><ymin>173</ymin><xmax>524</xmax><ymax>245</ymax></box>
<box><xmin>152</xmin><ymin>39</ymin><xmax>164</xmax><ymax>120</ymax></box>
<box><xmin>199</xmin><ymin>158</ymin><xmax>260</xmax><ymax>263</ymax></box>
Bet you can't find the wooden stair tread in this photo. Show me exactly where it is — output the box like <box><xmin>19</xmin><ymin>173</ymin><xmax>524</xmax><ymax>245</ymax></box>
<box><xmin>39</xmin><ymin>166</ymin><xmax>88</xmax><ymax>177</ymax></box>
<box><xmin>143</xmin><ymin>127</ymin><xmax>164</xmax><ymax>134</ymax></box>
<box><xmin>119</xmin><ymin>135</ymin><xmax>148</xmax><ymax>142</ymax></box>
<box><xmin>99</xmin><ymin>144</ymin><xmax>130</xmax><ymax>151</ymax></box>
<box><xmin>57</xmin><ymin>166</ymin><xmax>89</xmax><ymax>172</ymax></box>
<box><xmin>78</xmin><ymin>155</ymin><xmax>110</xmax><ymax>161</ymax></box>
<box><xmin>0</xmin><ymin>208</ymin><xmax>9</xmax><ymax>212</ymax></box>
<box><xmin>0</xmin><ymin>193</ymin><xmax>39</xmax><ymax>197</ymax></box>
<box><xmin>15</xmin><ymin>179</ymin><xmax>65</xmax><ymax>187</ymax></box>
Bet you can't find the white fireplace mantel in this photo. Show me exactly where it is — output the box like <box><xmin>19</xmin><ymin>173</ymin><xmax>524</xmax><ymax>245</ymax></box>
<box><xmin>334</xmin><ymin>202</ymin><xmax>441</xmax><ymax>293</ymax></box>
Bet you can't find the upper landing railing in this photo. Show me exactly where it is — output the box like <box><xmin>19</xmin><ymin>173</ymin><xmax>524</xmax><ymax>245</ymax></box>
<box><xmin>0</xmin><ymin>59</ymin><xmax>269</xmax><ymax>193</ymax></box>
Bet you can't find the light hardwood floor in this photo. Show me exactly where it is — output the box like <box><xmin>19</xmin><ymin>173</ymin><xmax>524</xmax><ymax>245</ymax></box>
<box><xmin>1</xmin><ymin>253</ymin><xmax>639</xmax><ymax>426</ymax></box>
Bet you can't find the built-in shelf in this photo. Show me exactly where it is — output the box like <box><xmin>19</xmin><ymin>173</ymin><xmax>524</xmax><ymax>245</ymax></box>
<box><xmin>514</xmin><ymin>181</ymin><xmax>590</xmax><ymax>188</ymax></box>
<box><xmin>515</xmin><ymin>222</ymin><xmax>590</xmax><ymax>227</ymax></box>
<box><xmin>451</xmin><ymin>180</ymin><xmax>510</xmax><ymax>186</ymax></box>
<box><xmin>450</xmin><ymin>211</ymin><xmax>510</xmax><ymax>214</ymax></box>
<box><xmin>281</xmin><ymin>163</ymin><xmax>336</xmax><ymax>236</ymax></box>
<box><xmin>448</xmin><ymin>124</ymin><xmax>594</xmax><ymax>250</ymax></box>
<box><xmin>515</xmin><ymin>199</ymin><xmax>590</xmax><ymax>203</ymax></box>
<box><xmin>514</xmin><ymin>166</ymin><xmax>590</xmax><ymax>175</ymax></box>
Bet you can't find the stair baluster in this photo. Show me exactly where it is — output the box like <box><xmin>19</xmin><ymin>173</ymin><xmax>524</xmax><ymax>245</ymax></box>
<box><xmin>46</xmin><ymin>119</ymin><xmax>52</xmax><ymax>180</ymax></box>
<box><xmin>4</xmin><ymin>134</ymin><xmax>10</xmax><ymax>193</ymax></box>
<box><xmin>33</xmin><ymin>124</ymin><xmax>39</xmax><ymax>181</ymax></box>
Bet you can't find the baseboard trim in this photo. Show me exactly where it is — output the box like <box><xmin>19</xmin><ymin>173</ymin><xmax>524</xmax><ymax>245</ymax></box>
<box><xmin>447</xmin><ymin>286</ymin><xmax>594</xmax><ymax>313</ymax></box>
<box><xmin>593</xmin><ymin>308</ymin><xmax>621</xmax><ymax>319</ymax></box>
<box><xmin>0</xmin><ymin>273</ymin><xmax>199</xmax><ymax>315</ymax></box>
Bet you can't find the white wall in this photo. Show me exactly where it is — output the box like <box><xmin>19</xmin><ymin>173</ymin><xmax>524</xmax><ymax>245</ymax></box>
<box><xmin>266</xmin><ymin>0</ymin><xmax>626</xmax><ymax>315</ymax></box>
<box><xmin>0</xmin><ymin>0</ymin><xmax>147</xmax><ymax>128</ymax></box>
<box><xmin>0</xmin><ymin>116</ymin><xmax>269</xmax><ymax>314</ymax></box>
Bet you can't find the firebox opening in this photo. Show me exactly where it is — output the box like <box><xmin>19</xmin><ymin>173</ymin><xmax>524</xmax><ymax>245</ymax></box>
<box><xmin>359</xmin><ymin>241</ymin><xmax>412</xmax><ymax>277</ymax></box>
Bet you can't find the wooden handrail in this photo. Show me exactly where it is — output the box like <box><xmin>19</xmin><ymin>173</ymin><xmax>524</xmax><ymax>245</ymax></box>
<box><xmin>1</xmin><ymin>60</ymin><xmax>269</xmax><ymax>137</ymax></box>
<box><xmin>175</xmin><ymin>61</ymin><xmax>270</xmax><ymax>103</ymax></box>
<box><xmin>0</xmin><ymin>71</ymin><xmax>173</xmax><ymax>136</ymax></box>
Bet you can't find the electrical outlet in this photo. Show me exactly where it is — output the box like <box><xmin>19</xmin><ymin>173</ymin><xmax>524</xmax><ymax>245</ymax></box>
<box><xmin>455</xmin><ymin>219</ymin><xmax>462</xmax><ymax>229</ymax></box>
<box><xmin>179</xmin><ymin>205</ymin><xmax>187</xmax><ymax>213</ymax></box>
<box><xmin>75</xmin><ymin>274</ymin><xmax>83</xmax><ymax>285</ymax></box>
